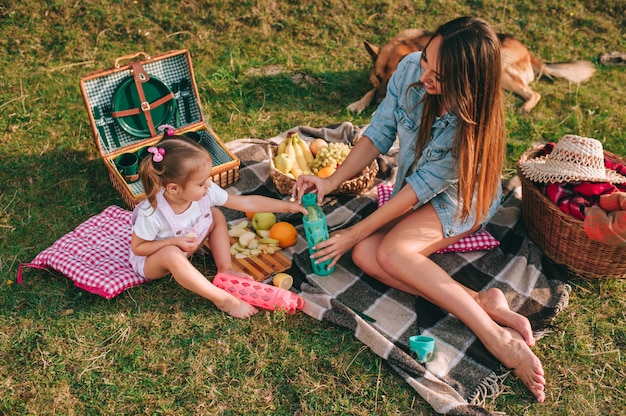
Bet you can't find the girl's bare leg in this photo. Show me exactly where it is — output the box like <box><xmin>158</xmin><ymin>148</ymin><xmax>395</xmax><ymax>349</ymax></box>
<box><xmin>351</xmin><ymin>204</ymin><xmax>545</xmax><ymax>402</ymax></box>
<box><xmin>206</xmin><ymin>208</ymin><xmax>255</xmax><ymax>279</ymax></box>
<box><xmin>143</xmin><ymin>246</ymin><xmax>258</xmax><ymax>319</ymax></box>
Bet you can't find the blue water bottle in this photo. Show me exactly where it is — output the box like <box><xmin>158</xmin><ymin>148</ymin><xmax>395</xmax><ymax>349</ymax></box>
<box><xmin>302</xmin><ymin>193</ymin><xmax>335</xmax><ymax>276</ymax></box>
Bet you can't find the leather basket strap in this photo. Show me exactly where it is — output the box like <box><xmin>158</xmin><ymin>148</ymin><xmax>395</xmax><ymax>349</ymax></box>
<box><xmin>130</xmin><ymin>61</ymin><xmax>157</xmax><ymax>137</ymax></box>
<box><xmin>111</xmin><ymin>93</ymin><xmax>174</xmax><ymax>118</ymax></box>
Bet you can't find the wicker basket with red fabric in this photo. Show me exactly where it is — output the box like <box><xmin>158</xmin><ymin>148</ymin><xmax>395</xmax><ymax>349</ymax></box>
<box><xmin>517</xmin><ymin>134</ymin><xmax>626</xmax><ymax>279</ymax></box>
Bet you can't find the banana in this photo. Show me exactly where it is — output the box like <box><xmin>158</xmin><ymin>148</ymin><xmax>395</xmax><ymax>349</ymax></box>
<box><xmin>284</xmin><ymin>135</ymin><xmax>296</xmax><ymax>162</ymax></box>
<box><xmin>277</xmin><ymin>137</ymin><xmax>289</xmax><ymax>155</ymax></box>
<box><xmin>285</xmin><ymin>136</ymin><xmax>303</xmax><ymax>178</ymax></box>
<box><xmin>290</xmin><ymin>162</ymin><xmax>304</xmax><ymax>178</ymax></box>
<box><xmin>292</xmin><ymin>135</ymin><xmax>313</xmax><ymax>175</ymax></box>
<box><xmin>293</xmin><ymin>133</ymin><xmax>315</xmax><ymax>166</ymax></box>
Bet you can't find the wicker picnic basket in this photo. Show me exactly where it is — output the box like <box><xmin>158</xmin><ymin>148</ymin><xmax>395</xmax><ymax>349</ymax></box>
<box><xmin>517</xmin><ymin>144</ymin><xmax>626</xmax><ymax>279</ymax></box>
<box><xmin>80</xmin><ymin>50</ymin><xmax>239</xmax><ymax>209</ymax></box>
<box><xmin>269</xmin><ymin>145</ymin><xmax>378</xmax><ymax>196</ymax></box>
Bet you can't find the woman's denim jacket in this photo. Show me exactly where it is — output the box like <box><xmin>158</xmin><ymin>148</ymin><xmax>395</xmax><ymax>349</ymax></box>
<box><xmin>363</xmin><ymin>51</ymin><xmax>501</xmax><ymax>237</ymax></box>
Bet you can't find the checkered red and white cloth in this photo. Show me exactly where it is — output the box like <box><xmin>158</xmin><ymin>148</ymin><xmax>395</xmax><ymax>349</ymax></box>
<box><xmin>18</xmin><ymin>205</ymin><xmax>147</xmax><ymax>299</ymax></box>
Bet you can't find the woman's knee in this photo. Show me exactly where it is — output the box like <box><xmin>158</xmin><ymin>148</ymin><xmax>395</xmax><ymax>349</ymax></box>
<box><xmin>375</xmin><ymin>243</ymin><xmax>417</xmax><ymax>276</ymax></box>
<box><xmin>352</xmin><ymin>239</ymin><xmax>396</xmax><ymax>274</ymax></box>
<box><xmin>352</xmin><ymin>239</ymin><xmax>383</xmax><ymax>273</ymax></box>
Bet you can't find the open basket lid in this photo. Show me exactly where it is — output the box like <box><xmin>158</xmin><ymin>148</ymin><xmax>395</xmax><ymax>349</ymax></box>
<box><xmin>79</xmin><ymin>50</ymin><xmax>206</xmax><ymax>157</ymax></box>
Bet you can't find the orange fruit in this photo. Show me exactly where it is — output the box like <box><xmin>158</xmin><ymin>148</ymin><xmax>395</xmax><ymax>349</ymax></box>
<box><xmin>316</xmin><ymin>166</ymin><xmax>336</xmax><ymax>178</ymax></box>
<box><xmin>269</xmin><ymin>222</ymin><xmax>298</xmax><ymax>248</ymax></box>
<box><xmin>245</xmin><ymin>212</ymin><xmax>255</xmax><ymax>219</ymax></box>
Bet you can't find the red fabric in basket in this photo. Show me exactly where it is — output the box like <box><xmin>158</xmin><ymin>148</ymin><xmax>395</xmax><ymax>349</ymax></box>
<box><xmin>18</xmin><ymin>206</ymin><xmax>148</xmax><ymax>299</ymax></box>
<box><xmin>376</xmin><ymin>184</ymin><xmax>500</xmax><ymax>253</ymax></box>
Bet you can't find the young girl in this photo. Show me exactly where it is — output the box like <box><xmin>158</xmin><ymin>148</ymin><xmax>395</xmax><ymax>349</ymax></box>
<box><xmin>294</xmin><ymin>17</ymin><xmax>546</xmax><ymax>401</ymax></box>
<box><xmin>130</xmin><ymin>134</ymin><xmax>307</xmax><ymax>319</ymax></box>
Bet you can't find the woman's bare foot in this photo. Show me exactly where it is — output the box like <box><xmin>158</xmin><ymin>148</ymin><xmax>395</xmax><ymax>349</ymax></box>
<box><xmin>477</xmin><ymin>288</ymin><xmax>535</xmax><ymax>346</ymax></box>
<box><xmin>485</xmin><ymin>327</ymin><xmax>546</xmax><ymax>402</ymax></box>
<box><xmin>216</xmin><ymin>292</ymin><xmax>258</xmax><ymax>318</ymax></box>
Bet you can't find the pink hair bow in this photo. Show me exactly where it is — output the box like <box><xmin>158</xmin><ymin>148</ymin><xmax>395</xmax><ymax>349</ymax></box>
<box><xmin>147</xmin><ymin>147</ymin><xmax>165</xmax><ymax>162</ymax></box>
<box><xmin>158</xmin><ymin>124</ymin><xmax>175</xmax><ymax>137</ymax></box>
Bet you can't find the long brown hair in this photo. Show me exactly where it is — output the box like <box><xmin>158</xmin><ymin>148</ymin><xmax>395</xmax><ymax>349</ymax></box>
<box><xmin>415</xmin><ymin>16</ymin><xmax>505</xmax><ymax>222</ymax></box>
<box><xmin>139</xmin><ymin>135</ymin><xmax>212</xmax><ymax>208</ymax></box>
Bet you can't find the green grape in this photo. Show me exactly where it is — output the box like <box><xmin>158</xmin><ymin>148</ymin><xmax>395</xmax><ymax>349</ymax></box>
<box><xmin>312</xmin><ymin>143</ymin><xmax>351</xmax><ymax>174</ymax></box>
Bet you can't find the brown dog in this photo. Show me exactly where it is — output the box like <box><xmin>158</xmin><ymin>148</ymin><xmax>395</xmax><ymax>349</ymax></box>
<box><xmin>347</xmin><ymin>28</ymin><xmax>596</xmax><ymax>114</ymax></box>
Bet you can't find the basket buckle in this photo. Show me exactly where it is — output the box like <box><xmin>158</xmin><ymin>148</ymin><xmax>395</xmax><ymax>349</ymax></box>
<box><xmin>141</xmin><ymin>101</ymin><xmax>151</xmax><ymax>112</ymax></box>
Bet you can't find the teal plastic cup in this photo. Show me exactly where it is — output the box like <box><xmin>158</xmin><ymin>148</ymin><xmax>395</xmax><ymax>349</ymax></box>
<box><xmin>409</xmin><ymin>335</ymin><xmax>435</xmax><ymax>363</ymax></box>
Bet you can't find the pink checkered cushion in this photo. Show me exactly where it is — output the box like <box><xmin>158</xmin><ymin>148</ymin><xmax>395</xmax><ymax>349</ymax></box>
<box><xmin>18</xmin><ymin>206</ymin><xmax>148</xmax><ymax>299</ymax></box>
<box><xmin>376</xmin><ymin>184</ymin><xmax>500</xmax><ymax>253</ymax></box>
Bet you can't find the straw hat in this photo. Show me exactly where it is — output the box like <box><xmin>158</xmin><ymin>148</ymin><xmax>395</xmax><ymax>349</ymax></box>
<box><xmin>519</xmin><ymin>134</ymin><xmax>626</xmax><ymax>184</ymax></box>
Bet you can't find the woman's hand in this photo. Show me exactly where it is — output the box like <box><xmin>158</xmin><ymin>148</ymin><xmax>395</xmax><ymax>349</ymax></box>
<box><xmin>292</xmin><ymin>175</ymin><xmax>335</xmax><ymax>204</ymax></box>
<box><xmin>292</xmin><ymin>136</ymin><xmax>380</xmax><ymax>204</ymax></box>
<box><xmin>310</xmin><ymin>225</ymin><xmax>360</xmax><ymax>269</ymax></box>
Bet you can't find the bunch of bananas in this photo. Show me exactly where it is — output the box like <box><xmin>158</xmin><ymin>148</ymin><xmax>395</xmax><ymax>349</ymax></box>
<box><xmin>274</xmin><ymin>132</ymin><xmax>315</xmax><ymax>179</ymax></box>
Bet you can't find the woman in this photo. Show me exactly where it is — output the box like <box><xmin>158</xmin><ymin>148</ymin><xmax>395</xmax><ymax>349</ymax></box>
<box><xmin>293</xmin><ymin>16</ymin><xmax>546</xmax><ymax>402</ymax></box>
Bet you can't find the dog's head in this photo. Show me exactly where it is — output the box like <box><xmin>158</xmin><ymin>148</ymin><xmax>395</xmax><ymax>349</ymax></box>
<box><xmin>365</xmin><ymin>29</ymin><xmax>433</xmax><ymax>104</ymax></box>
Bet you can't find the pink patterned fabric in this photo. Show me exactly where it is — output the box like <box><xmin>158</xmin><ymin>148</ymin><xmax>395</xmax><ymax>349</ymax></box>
<box><xmin>376</xmin><ymin>184</ymin><xmax>500</xmax><ymax>253</ymax></box>
<box><xmin>18</xmin><ymin>206</ymin><xmax>148</xmax><ymax>299</ymax></box>
<box><xmin>377</xmin><ymin>182</ymin><xmax>394</xmax><ymax>208</ymax></box>
<box><xmin>434</xmin><ymin>228</ymin><xmax>500</xmax><ymax>253</ymax></box>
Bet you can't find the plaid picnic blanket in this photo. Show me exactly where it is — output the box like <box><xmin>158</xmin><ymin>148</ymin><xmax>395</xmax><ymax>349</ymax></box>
<box><xmin>221</xmin><ymin>123</ymin><xmax>570</xmax><ymax>415</ymax></box>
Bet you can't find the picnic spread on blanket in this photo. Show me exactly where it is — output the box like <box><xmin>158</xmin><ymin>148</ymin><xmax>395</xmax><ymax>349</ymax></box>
<box><xmin>20</xmin><ymin>121</ymin><xmax>580</xmax><ymax>415</ymax></box>
<box><xmin>224</xmin><ymin>124</ymin><xmax>571</xmax><ymax>414</ymax></box>
<box><xmin>14</xmin><ymin>42</ymin><xmax>626</xmax><ymax>414</ymax></box>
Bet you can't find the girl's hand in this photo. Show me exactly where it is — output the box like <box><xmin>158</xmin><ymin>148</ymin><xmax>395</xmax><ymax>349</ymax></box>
<box><xmin>309</xmin><ymin>226</ymin><xmax>359</xmax><ymax>269</ymax></box>
<box><xmin>174</xmin><ymin>234</ymin><xmax>200</xmax><ymax>253</ymax></box>
<box><xmin>286</xmin><ymin>200</ymin><xmax>308</xmax><ymax>215</ymax></box>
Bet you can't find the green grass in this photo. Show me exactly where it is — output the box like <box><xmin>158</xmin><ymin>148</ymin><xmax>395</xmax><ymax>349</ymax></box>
<box><xmin>1</xmin><ymin>0</ymin><xmax>625</xmax><ymax>414</ymax></box>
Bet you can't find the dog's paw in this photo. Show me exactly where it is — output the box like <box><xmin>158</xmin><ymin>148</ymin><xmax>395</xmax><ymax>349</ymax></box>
<box><xmin>347</xmin><ymin>101</ymin><xmax>366</xmax><ymax>113</ymax></box>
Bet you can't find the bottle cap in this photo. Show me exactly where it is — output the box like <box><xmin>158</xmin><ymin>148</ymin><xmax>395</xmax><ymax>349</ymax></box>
<box><xmin>302</xmin><ymin>193</ymin><xmax>317</xmax><ymax>207</ymax></box>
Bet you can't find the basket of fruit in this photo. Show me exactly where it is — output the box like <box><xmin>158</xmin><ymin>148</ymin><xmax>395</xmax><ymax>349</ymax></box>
<box><xmin>270</xmin><ymin>131</ymin><xmax>378</xmax><ymax>196</ymax></box>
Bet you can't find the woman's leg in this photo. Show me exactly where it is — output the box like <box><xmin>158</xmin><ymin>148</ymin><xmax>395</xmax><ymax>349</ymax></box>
<box><xmin>143</xmin><ymin>245</ymin><xmax>257</xmax><ymax>319</ymax></box>
<box><xmin>351</xmin><ymin>204</ymin><xmax>545</xmax><ymax>402</ymax></box>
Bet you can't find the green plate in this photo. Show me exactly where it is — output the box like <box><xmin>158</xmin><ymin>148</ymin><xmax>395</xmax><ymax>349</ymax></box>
<box><xmin>112</xmin><ymin>75</ymin><xmax>174</xmax><ymax>138</ymax></box>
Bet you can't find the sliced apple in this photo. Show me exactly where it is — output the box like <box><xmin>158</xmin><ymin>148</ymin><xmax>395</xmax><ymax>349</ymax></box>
<box><xmin>238</xmin><ymin>231</ymin><xmax>257</xmax><ymax>247</ymax></box>
<box><xmin>233</xmin><ymin>243</ymin><xmax>248</xmax><ymax>252</ymax></box>
<box><xmin>259</xmin><ymin>237</ymin><xmax>280</xmax><ymax>245</ymax></box>
<box><xmin>256</xmin><ymin>229</ymin><xmax>271</xmax><ymax>238</ymax></box>
<box><xmin>228</xmin><ymin>227</ymin><xmax>249</xmax><ymax>238</ymax></box>
<box><xmin>264</xmin><ymin>246</ymin><xmax>278</xmax><ymax>254</ymax></box>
